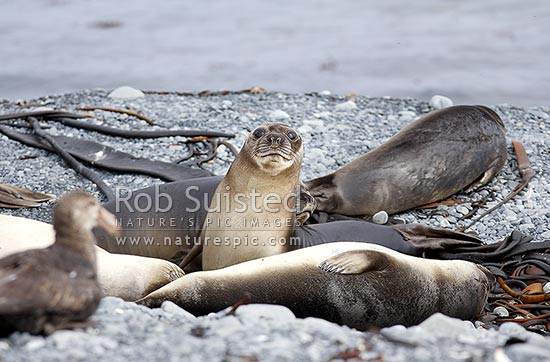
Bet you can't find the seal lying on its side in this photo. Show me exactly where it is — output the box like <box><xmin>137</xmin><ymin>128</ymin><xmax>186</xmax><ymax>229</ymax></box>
<box><xmin>304</xmin><ymin>105</ymin><xmax>508</xmax><ymax>216</ymax></box>
<box><xmin>96</xmin><ymin>176</ymin><xmax>484</xmax><ymax>272</ymax></box>
<box><xmin>0</xmin><ymin>214</ymin><xmax>184</xmax><ymax>301</ymax></box>
<box><xmin>137</xmin><ymin>242</ymin><xmax>491</xmax><ymax>330</ymax></box>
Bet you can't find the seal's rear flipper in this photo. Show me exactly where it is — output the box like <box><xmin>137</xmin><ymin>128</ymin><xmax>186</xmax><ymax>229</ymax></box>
<box><xmin>392</xmin><ymin>224</ymin><xmax>483</xmax><ymax>251</ymax></box>
<box><xmin>177</xmin><ymin>244</ymin><xmax>203</xmax><ymax>271</ymax></box>
<box><xmin>319</xmin><ymin>250</ymin><xmax>391</xmax><ymax>274</ymax></box>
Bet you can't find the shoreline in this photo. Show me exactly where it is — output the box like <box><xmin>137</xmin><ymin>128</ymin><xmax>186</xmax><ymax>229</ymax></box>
<box><xmin>0</xmin><ymin>89</ymin><xmax>549</xmax><ymax>361</ymax></box>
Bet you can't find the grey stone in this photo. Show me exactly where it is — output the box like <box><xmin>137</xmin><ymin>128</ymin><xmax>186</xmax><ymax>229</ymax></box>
<box><xmin>315</xmin><ymin>163</ymin><xmax>328</xmax><ymax>173</ymax></box>
<box><xmin>209</xmin><ymin>316</ymin><xmax>245</xmax><ymax>338</ymax></box>
<box><xmin>398</xmin><ymin>110</ymin><xmax>417</xmax><ymax>121</ymax></box>
<box><xmin>303</xmin><ymin>119</ymin><xmax>325</xmax><ymax>128</ymax></box>
<box><xmin>372</xmin><ymin>211</ymin><xmax>389</xmax><ymax>224</ymax></box>
<box><xmin>418</xmin><ymin>313</ymin><xmax>475</xmax><ymax>338</ymax></box>
<box><xmin>24</xmin><ymin>338</ymin><xmax>46</xmax><ymax>351</ymax></box>
<box><xmin>0</xmin><ymin>340</ymin><xmax>10</xmax><ymax>351</ymax></box>
<box><xmin>161</xmin><ymin>301</ymin><xmax>197</xmax><ymax>320</ymax></box>
<box><xmin>529</xmin><ymin>110</ymin><xmax>549</xmax><ymax>119</ymax></box>
<box><xmin>314</xmin><ymin>111</ymin><xmax>332</xmax><ymax>119</ymax></box>
<box><xmin>456</xmin><ymin>206</ymin><xmax>469</xmax><ymax>215</ymax></box>
<box><xmin>50</xmin><ymin>330</ymin><xmax>88</xmax><ymax>350</ymax></box>
<box><xmin>98</xmin><ymin>296</ymin><xmax>128</xmax><ymax>310</ymax></box>
<box><xmin>108</xmin><ymin>86</ymin><xmax>145</xmax><ymax>99</ymax></box>
<box><xmin>306</xmin><ymin>147</ymin><xmax>326</xmax><ymax>161</ymax></box>
<box><xmin>519</xmin><ymin>223</ymin><xmax>535</xmax><ymax>231</ymax></box>
<box><xmin>429</xmin><ymin>95</ymin><xmax>453</xmax><ymax>109</ymax></box>
<box><xmin>335</xmin><ymin>100</ymin><xmax>357</xmax><ymax>111</ymax></box>
<box><xmin>506</xmin><ymin>343</ymin><xmax>550</xmax><ymax>361</ymax></box>
<box><xmin>498</xmin><ymin>322</ymin><xmax>547</xmax><ymax>345</ymax></box>
<box><xmin>438</xmin><ymin>216</ymin><xmax>451</xmax><ymax>228</ymax></box>
<box><xmin>493</xmin><ymin>306</ymin><xmax>509</xmax><ymax>317</ymax></box>
<box><xmin>399</xmin><ymin>325</ymin><xmax>436</xmax><ymax>345</ymax></box>
<box><xmin>269</xmin><ymin>109</ymin><xmax>290</xmax><ymax>120</ymax></box>
<box><xmin>446</xmin><ymin>216</ymin><xmax>457</xmax><ymax>224</ymax></box>
<box><xmin>233</xmin><ymin>304</ymin><xmax>296</xmax><ymax>324</ymax></box>
<box><xmin>298</xmin><ymin>124</ymin><xmax>313</xmax><ymax>134</ymax></box>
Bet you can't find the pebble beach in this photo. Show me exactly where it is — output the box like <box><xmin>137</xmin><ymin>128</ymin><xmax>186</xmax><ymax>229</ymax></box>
<box><xmin>0</xmin><ymin>89</ymin><xmax>549</xmax><ymax>361</ymax></box>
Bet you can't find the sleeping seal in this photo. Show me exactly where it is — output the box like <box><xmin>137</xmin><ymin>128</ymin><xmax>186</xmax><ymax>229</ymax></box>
<box><xmin>304</xmin><ymin>105</ymin><xmax>507</xmax><ymax>215</ymax></box>
<box><xmin>0</xmin><ymin>213</ymin><xmax>184</xmax><ymax>301</ymax></box>
<box><xmin>137</xmin><ymin>242</ymin><xmax>491</xmax><ymax>330</ymax></box>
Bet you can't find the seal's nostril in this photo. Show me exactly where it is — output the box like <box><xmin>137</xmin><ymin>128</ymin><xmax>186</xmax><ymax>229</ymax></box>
<box><xmin>267</xmin><ymin>135</ymin><xmax>282</xmax><ymax>146</ymax></box>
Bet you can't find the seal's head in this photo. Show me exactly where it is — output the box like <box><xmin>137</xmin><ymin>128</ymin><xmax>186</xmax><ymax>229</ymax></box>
<box><xmin>244</xmin><ymin>123</ymin><xmax>303</xmax><ymax>176</ymax></box>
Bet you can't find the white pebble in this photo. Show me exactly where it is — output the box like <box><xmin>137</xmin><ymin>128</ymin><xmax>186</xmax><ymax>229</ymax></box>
<box><xmin>493</xmin><ymin>348</ymin><xmax>513</xmax><ymax>362</ymax></box>
<box><xmin>319</xmin><ymin>90</ymin><xmax>331</xmax><ymax>95</ymax></box>
<box><xmin>398</xmin><ymin>110</ymin><xmax>417</xmax><ymax>121</ymax></box>
<box><xmin>297</xmin><ymin>125</ymin><xmax>313</xmax><ymax>134</ymax></box>
<box><xmin>429</xmin><ymin>95</ymin><xmax>453</xmax><ymax>110</ymax></box>
<box><xmin>314</xmin><ymin>111</ymin><xmax>332</xmax><ymax>119</ymax></box>
<box><xmin>31</xmin><ymin>106</ymin><xmax>55</xmax><ymax>112</ymax></box>
<box><xmin>439</xmin><ymin>218</ymin><xmax>451</xmax><ymax>228</ymax></box>
<box><xmin>315</xmin><ymin>163</ymin><xmax>328</xmax><ymax>173</ymax></box>
<box><xmin>303</xmin><ymin>119</ymin><xmax>325</xmax><ymax>128</ymax></box>
<box><xmin>372</xmin><ymin>211</ymin><xmax>389</xmax><ymax>224</ymax></box>
<box><xmin>108</xmin><ymin>86</ymin><xmax>145</xmax><ymax>99</ymax></box>
<box><xmin>269</xmin><ymin>109</ymin><xmax>290</xmax><ymax>120</ymax></box>
<box><xmin>307</xmin><ymin>148</ymin><xmax>326</xmax><ymax>160</ymax></box>
<box><xmin>530</xmin><ymin>110</ymin><xmax>549</xmax><ymax>119</ymax></box>
<box><xmin>161</xmin><ymin>301</ymin><xmax>196</xmax><ymax>320</ymax></box>
<box><xmin>493</xmin><ymin>306</ymin><xmax>509</xmax><ymax>317</ymax></box>
<box><xmin>335</xmin><ymin>100</ymin><xmax>357</xmax><ymax>111</ymax></box>
<box><xmin>24</xmin><ymin>339</ymin><xmax>46</xmax><ymax>351</ymax></box>
<box><xmin>543</xmin><ymin>282</ymin><xmax>550</xmax><ymax>294</ymax></box>
<box><xmin>456</xmin><ymin>206</ymin><xmax>469</xmax><ymax>215</ymax></box>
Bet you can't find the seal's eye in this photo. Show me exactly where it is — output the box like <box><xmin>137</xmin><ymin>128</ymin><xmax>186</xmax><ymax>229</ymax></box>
<box><xmin>287</xmin><ymin>130</ymin><xmax>298</xmax><ymax>141</ymax></box>
<box><xmin>253</xmin><ymin>128</ymin><xmax>266</xmax><ymax>138</ymax></box>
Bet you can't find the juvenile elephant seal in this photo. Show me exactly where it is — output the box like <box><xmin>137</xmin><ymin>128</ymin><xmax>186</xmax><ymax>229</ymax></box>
<box><xmin>0</xmin><ymin>192</ymin><xmax>111</xmax><ymax>335</ymax></box>
<box><xmin>201</xmin><ymin>123</ymin><xmax>303</xmax><ymax>270</ymax></box>
<box><xmin>96</xmin><ymin>176</ymin><xmax>484</xmax><ymax>273</ymax></box>
<box><xmin>0</xmin><ymin>214</ymin><xmax>184</xmax><ymax>301</ymax></box>
<box><xmin>304</xmin><ymin>105</ymin><xmax>507</xmax><ymax>215</ymax></box>
<box><xmin>137</xmin><ymin>242</ymin><xmax>491</xmax><ymax>330</ymax></box>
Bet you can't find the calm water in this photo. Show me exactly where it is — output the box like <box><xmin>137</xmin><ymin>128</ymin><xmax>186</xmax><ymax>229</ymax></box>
<box><xmin>1</xmin><ymin>0</ymin><xmax>549</xmax><ymax>106</ymax></box>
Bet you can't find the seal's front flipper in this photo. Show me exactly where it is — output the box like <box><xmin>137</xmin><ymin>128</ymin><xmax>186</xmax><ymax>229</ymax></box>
<box><xmin>319</xmin><ymin>250</ymin><xmax>391</xmax><ymax>274</ymax></box>
<box><xmin>296</xmin><ymin>183</ymin><xmax>317</xmax><ymax>225</ymax></box>
<box><xmin>464</xmin><ymin>156</ymin><xmax>506</xmax><ymax>193</ymax></box>
<box><xmin>392</xmin><ymin>223</ymin><xmax>482</xmax><ymax>251</ymax></box>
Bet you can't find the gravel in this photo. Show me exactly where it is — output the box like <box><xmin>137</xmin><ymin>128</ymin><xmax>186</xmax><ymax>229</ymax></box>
<box><xmin>1</xmin><ymin>89</ymin><xmax>549</xmax><ymax>361</ymax></box>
